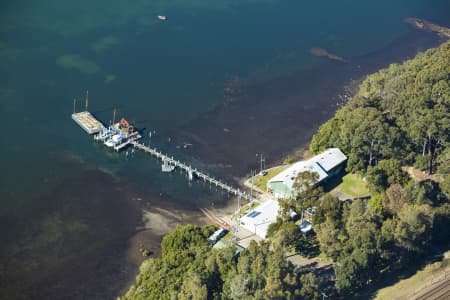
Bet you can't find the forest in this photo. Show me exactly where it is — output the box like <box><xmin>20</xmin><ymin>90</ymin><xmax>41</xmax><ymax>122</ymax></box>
<box><xmin>307</xmin><ymin>39</ymin><xmax>449</xmax><ymax>295</ymax></box>
<box><xmin>121</xmin><ymin>224</ymin><xmax>321</xmax><ymax>299</ymax></box>
<box><xmin>310</xmin><ymin>41</ymin><xmax>449</xmax><ymax>179</ymax></box>
<box><xmin>122</xmin><ymin>41</ymin><xmax>449</xmax><ymax>299</ymax></box>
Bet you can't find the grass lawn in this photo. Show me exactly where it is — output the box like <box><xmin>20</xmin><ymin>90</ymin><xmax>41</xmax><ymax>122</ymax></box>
<box><xmin>240</xmin><ymin>201</ymin><xmax>259</xmax><ymax>216</ymax></box>
<box><xmin>372</xmin><ymin>252</ymin><xmax>450</xmax><ymax>300</ymax></box>
<box><xmin>251</xmin><ymin>165</ymin><xmax>289</xmax><ymax>191</ymax></box>
<box><xmin>221</xmin><ymin>232</ymin><xmax>234</xmax><ymax>242</ymax></box>
<box><xmin>334</xmin><ymin>173</ymin><xmax>370</xmax><ymax>198</ymax></box>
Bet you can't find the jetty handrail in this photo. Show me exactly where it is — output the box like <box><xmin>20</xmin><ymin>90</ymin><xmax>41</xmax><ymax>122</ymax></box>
<box><xmin>131</xmin><ymin>141</ymin><xmax>253</xmax><ymax>201</ymax></box>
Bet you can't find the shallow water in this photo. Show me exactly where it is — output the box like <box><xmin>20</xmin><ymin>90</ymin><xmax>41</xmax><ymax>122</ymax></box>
<box><xmin>0</xmin><ymin>0</ymin><xmax>449</xmax><ymax>298</ymax></box>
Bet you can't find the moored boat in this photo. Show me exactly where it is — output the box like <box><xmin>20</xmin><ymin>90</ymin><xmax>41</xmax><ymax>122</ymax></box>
<box><xmin>94</xmin><ymin>126</ymin><xmax>114</xmax><ymax>141</ymax></box>
<box><xmin>162</xmin><ymin>158</ymin><xmax>175</xmax><ymax>172</ymax></box>
<box><xmin>105</xmin><ymin>134</ymin><xmax>123</xmax><ymax>147</ymax></box>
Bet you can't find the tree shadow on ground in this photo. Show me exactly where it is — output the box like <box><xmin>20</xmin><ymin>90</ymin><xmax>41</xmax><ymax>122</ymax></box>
<box><xmin>295</xmin><ymin>234</ymin><xmax>321</xmax><ymax>258</ymax></box>
<box><xmin>347</xmin><ymin>250</ymin><xmax>446</xmax><ymax>299</ymax></box>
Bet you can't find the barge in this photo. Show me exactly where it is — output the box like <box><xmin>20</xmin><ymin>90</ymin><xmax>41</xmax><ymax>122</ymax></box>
<box><xmin>71</xmin><ymin>92</ymin><xmax>141</xmax><ymax>151</ymax></box>
<box><xmin>72</xmin><ymin>111</ymin><xmax>105</xmax><ymax>134</ymax></box>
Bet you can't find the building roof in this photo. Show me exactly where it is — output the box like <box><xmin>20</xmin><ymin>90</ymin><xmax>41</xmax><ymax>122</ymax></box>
<box><xmin>268</xmin><ymin>160</ymin><xmax>328</xmax><ymax>192</ymax></box>
<box><xmin>313</xmin><ymin>148</ymin><xmax>347</xmax><ymax>172</ymax></box>
<box><xmin>267</xmin><ymin>148</ymin><xmax>346</xmax><ymax>198</ymax></box>
<box><xmin>240</xmin><ymin>200</ymin><xmax>279</xmax><ymax>239</ymax></box>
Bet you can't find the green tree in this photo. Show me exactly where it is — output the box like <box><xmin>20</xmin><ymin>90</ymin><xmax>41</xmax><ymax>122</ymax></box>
<box><xmin>440</xmin><ymin>174</ymin><xmax>450</xmax><ymax>198</ymax></box>
<box><xmin>335</xmin><ymin>251</ymin><xmax>366</xmax><ymax>294</ymax></box>
<box><xmin>310</xmin><ymin>113</ymin><xmax>344</xmax><ymax>154</ymax></box>
<box><xmin>270</xmin><ymin>221</ymin><xmax>300</xmax><ymax>250</ymax></box>
<box><xmin>406</xmin><ymin>180</ymin><xmax>446</xmax><ymax>206</ymax></box>
<box><xmin>310</xmin><ymin>41</ymin><xmax>450</xmax><ymax>175</ymax></box>
<box><xmin>277</xmin><ymin>198</ymin><xmax>296</xmax><ymax>223</ymax></box>
<box><xmin>366</xmin><ymin>159</ymin><xmax>408</xmax><ymax>192</ymax></box>
<box><xmin>313</xmin><ymin>194</ymin><xmax>341</xmax><ymax>225</ymax></box>
<box><xmin>382</xmin><ymin>184</ymin><xmax>411</xmax><ymax>215</ymax></box>
<box><xmin>393</xmin><ymin>205</ymin><xmax>434</xmax><ymax>252</ymax></box>
<box><xmin>299</xmin><ymin>272</ymin><xmax>321</xmax><ymax>299</ymax></box>
<box><xmin>161</xmin><ymin>224</ymin><xmax>210</xmax><ymax>267</ymax></box>
<box><xmin>293</xmin><ymin>171</ymin><xmax>320</xmax><ymax>195</ymax></box>
<box><xmin>178</xmin><ymin>271</ymin><xmax>208</xmax><ymax>300</ymax></box>
<box><xmin>228</xmin><ymin>273</ymin><xmax>249</xmax><ymax>299</ymax></box>
<box><xmin>316</xmin><ymin>217</ymin><xmax>346</xmax><ymax>261</ymax></box>
<box><xmin>284</xmin><ymin>155</ymin><xmax>294</xmax><ymax>165</ymax></box>
<box><xmin>437</xmin><ymin>148</ymin><xmax>450</xmax><ymax>175</ymax></box>
<box><xmin>368</xmin><ymin>194</ymin><xmax>383</xmax><ymax>213</ymax></box>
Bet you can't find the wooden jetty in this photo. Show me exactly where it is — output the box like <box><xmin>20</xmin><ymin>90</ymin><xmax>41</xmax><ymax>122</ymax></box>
<box><xmin>71</xmin><ymin>91</ymin><xmax>253</xmax><ymax>202</ymax></box>
<box><xmin>132</xmin><ymin>141</ymin><xmax>254</xmax><ymax>201</ymax></box>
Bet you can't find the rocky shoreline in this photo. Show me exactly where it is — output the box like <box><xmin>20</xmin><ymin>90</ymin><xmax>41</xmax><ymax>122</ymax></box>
<box><xmin>172</xmin><ymin>29</ymin><xmax>444</xmax><ymax>182</ymax></box>
<box><xmin>404</xmin><ymin>17</ymin><xmax>450</xmax><ymax>38</ymax></box>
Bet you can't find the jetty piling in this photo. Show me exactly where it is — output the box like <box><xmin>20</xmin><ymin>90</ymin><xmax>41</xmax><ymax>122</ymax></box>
<box><xmin>131</xmin><ymin>141</ymin><xmax>253</xmax><ymax>200</ymax></box>
<box><xmin>72</xmin><ymin>106</ymin><xmax>254</xmax><ymax>201</ymax></box>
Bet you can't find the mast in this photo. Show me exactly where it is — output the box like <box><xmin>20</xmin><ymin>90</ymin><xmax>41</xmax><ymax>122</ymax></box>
<box><xmin>259</xmin><ymin>154</ymin><xmax>265</xmax><ymax>174</ymax></box>
<box><xmin>112</xmin><ymin>108</ymin><xmax>117</xmax><ymax>125</ymax></box>
<box><xmin>260</xmin><ymin>155</ymin><xmax>262</xmax><ymax>173</ymax></box>
<box><xmin>73</xmin><ymin>98</ymin><xmax>76</xmax><ymax>114</ymax></box>
<box><xmin>85</xmin><ymin>90</ymin><xmax>89</xmax><ymax>111</ymax></box>
<box><xmin>250</xmin><ymin>169</ymin><xmax>254</xmax><ymax>199</ymax></box>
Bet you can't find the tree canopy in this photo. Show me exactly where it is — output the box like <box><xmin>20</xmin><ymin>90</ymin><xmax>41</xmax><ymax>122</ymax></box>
<box><xmin>310</xmin><ymin>41</ymin><xmax>450</xmax><ymax>177</ymax></box>
<box><xmin>122</xmin><ymin>225</ymin><xmax>322</xmax><ymax>300</ymax></box>
<box><xmin>123</xmin><ymin>41</ymin><xmax>450</xmax><ymax>299</ymax></box>
<box><xmin>310</xmin><ymin>41</ymin><xmax>449</xmax><ymax>296</ymax></box>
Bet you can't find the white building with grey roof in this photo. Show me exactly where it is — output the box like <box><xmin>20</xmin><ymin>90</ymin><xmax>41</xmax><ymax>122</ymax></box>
<box><xmin>267</xmin><ymin>148</ymin><xmax>347</xmax><ymax>199</ymax></box>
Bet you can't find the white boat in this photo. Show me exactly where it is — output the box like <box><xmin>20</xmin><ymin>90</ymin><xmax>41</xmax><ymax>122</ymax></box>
<box><xmin>162</xmin><ymin>159</ymin><xmax>175</xmax><ymax>172</ymax></box>
<box><xmin>94</xmin><ymin>126</ymin><xmax>114</xmax><ymax>141</ymax></box>
<box><xmin>105</xmin><ymin>134</ymin><xmax>123</xmax><ymax>147</ymax></box>
<box><xmin>104</xmin><ymin>138</ymin><xmax>116</xmax><ymax>148</ymax></box>
<box><xmin>157</xmin><ymin>15</ymin><xmax>167</xmax><ymax>21</ymax></box>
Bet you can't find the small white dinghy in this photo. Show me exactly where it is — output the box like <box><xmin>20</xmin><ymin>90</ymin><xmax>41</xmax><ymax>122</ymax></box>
<box><xmin>162</xmin><ymin>158</ymin><xmax>175</xmax><ymax>172</ymax></box>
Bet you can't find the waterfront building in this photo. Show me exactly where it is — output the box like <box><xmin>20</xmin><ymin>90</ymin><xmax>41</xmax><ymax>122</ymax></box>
<box><xmin>267</xmin><ymin>148</ymin><xmax>347</xmax><ymax>198</ymax></box>
<box><xmin>240</xmin><ymin>199</ymin><xmax>279</xmax><ymax>239</ymax></box>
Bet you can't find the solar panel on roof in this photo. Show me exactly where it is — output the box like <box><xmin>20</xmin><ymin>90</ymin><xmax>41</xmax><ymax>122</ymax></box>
<box><xmin>249</xmin><ymin>211</ymin><xmax>261</xmax><ymax>218</ymax></box>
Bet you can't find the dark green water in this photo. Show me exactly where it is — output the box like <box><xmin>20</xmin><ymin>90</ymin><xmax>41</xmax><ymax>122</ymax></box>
<box><xmin>0</xmin><ymin>0</ymin><xmax>449</xmax><ymax>298</ymax></box>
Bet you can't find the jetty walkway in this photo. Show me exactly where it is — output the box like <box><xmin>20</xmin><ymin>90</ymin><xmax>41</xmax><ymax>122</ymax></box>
<box><xmin>71</xmin><ymin>105</ymin><xmax>253</xmax><ymax>202</ymax></box>
<box><xmin>132</xmin><ymin>141</ymin><xmax>254</xmax><ymax>201</ymax></box>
